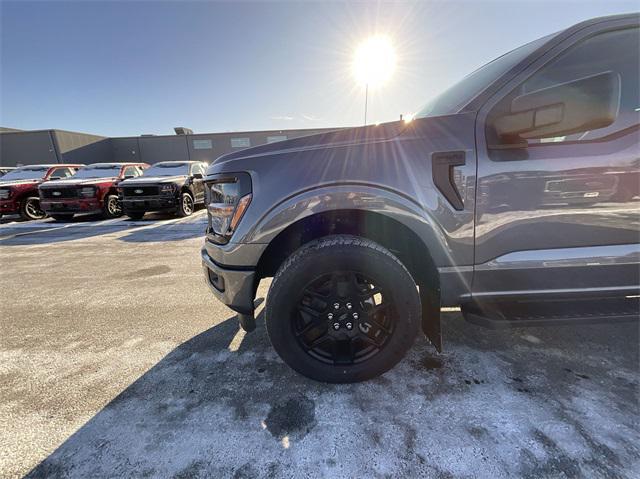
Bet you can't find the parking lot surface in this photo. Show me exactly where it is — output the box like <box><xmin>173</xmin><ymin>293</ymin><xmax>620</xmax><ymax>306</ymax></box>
<box><xmin>1</xmin><ymin>212</ymin><xmax>638</xmax><ymax>478</ymax></box>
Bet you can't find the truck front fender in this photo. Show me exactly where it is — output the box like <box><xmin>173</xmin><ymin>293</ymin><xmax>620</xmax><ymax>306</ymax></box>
<box><xmin>241</xmin><ymin>184</ymin><xmax>454</xmax><ymax>351</ymax></box>
<box><xmin>243</xmin><ymin>183</ymin><xmax>457</xmax><ymax>270</ymax></box>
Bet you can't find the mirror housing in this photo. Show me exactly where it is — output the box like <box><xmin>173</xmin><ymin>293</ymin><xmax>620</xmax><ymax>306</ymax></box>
<box><xmin>123</xmin><ymin>175</ymin><xmax>134</xmax><ymax>180</ymax></box>
<box><xmin>494</xmin><ymin>71</ymin><xmax>620</xmax><ymax>144</ymax></box>
<box><xmin>192</xmin><ymin>173</ymin><xmax>204</xmax><ymax>180</ymax></box>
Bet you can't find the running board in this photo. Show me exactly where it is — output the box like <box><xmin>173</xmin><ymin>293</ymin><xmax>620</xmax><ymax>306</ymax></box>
<box><xmin>461</xmin><ymin>296</ymin><xmax>639</xmax><ymax>329</ymax></box>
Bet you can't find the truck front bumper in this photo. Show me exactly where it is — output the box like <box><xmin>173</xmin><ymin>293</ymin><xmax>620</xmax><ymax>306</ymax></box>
<box><xmin>122</xmin><ymin>196</ymin><xmax>177</xmax><ymax>212</ymax></box>
<box><xmin>41</xmin><ymin>199</ymin><xmax>102</xmax><ymax>215</ymax></box>
<box><xmin>201</xmin><ymin>247</ymin><xmax>257</xmax><ymax>315</ymax></box>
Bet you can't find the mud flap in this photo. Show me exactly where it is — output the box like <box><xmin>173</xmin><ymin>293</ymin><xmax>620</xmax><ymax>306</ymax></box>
<box><xmin>237</xmin><ymin>312</ymin><xmax>256</xmax><ymax>332</ymax></box>
<box><xmin>420</xmin><ymin>286</ymin><xmax>442</xmax><ymax>352</ymax></box>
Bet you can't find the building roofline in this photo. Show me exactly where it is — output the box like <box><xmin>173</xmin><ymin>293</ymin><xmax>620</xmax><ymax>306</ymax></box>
<box><xmin>112</xmin><ymin>126</ymin><xmax>343</xmax><ymax>140</ymax></box>
<box><xmin>0</xmin><ymin>128</ymin><xmax>107</xmax><ymax>138</ymax></box>
<box><xmin>2</xmin><ymin>125</ymin><xmax>344</xmax><ymax>139</ymax></box>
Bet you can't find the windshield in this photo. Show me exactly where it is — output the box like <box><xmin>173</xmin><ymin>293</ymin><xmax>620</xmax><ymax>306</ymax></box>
<box><xmin>73</xmin><ymin>165</ymin><xmax>122</xmax><ymax>179</ymax></box>
<box><xmin>1</xmin><ymin>167</ymin><xmax>48</xmax><ymax>181</ymax></box>
<box><xmin>143</xmin><ymin>162</ymin><xmax>189</xmax><ymax>177</ymax></box>
<box><xmin>416</xmin><ymin>34</ymin><xmax>554</xmax><ymax>118</ymax></box>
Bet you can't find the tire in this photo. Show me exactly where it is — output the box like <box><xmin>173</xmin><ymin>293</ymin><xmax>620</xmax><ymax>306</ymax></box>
<box><xmin>125</xmin><ymin>211</ymin><xmax>145</xmax><ymax>220</ymax></box>
<box><xmin>50</xmin><ymin>214</ymin><xmax>74</xmax><ymax>221</ymax></box>
<box><xmin>266</xmin><ymin>235</ymin><xmax>421</xmax><ymax>383</ymax></box>
<box><xmin>20</xmin><ymin>197</ymin><xmax>46</xmax><ymax>221</ymax></box>
<box><xmin>177</xmin><ymin>191</ymin><xmax>194</xmax><ymax>217</ymax></box>
<box><xmin>102</xmin><ymin>194</ymin><xmax>122</xmax><ymax>219</ymax></box>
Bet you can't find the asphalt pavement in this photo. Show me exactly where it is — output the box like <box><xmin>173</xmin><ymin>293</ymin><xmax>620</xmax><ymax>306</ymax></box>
<box><xmin>1</xmin><ymin>211</ymin><xmax>638</xmax><ymax>478</ymax></box>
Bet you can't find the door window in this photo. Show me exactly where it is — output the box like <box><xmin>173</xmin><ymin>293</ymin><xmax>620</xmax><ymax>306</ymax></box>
<box><xmin>122</xmin><ymin>166</ymin><xmax>138</xmax><ymax>178</ymax></box>
<box><xmin>487</xmin><ymin>27</ymin><xmax>639</xmax><ymax>149</ymax></box>
<box><xmin>49</xmin><ymin>167</ymin><xmax>73</xmax><ymax>179</ymax></box>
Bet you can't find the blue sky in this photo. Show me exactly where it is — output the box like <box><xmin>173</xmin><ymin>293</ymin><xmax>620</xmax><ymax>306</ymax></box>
<box><xmin>1</xmin><ymin>1</ymin><xmax>637</xmax><ymax>137</ymax></box>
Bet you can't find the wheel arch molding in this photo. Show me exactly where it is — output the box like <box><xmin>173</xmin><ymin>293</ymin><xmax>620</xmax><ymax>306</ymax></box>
<box><xmin>251</xmin><ymin>185</ymin><xmax>446</xmax><ymax>289</ymax></box>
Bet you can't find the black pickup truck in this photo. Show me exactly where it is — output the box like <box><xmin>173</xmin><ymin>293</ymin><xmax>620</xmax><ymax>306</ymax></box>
<box><xmin>118</xmin><ymin>161</ymin><xmax>207</xmax><ymax>219</ymax></box>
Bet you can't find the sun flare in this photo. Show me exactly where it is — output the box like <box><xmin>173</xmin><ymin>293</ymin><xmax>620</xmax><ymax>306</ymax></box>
<box><xmin>352</xmin><ymin>35</ymin><xmax>396</xmax><ymax>88</ymax></box>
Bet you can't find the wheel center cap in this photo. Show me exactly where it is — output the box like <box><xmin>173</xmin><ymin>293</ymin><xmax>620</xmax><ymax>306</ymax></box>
<box><xmin>328</xmin><ymin>301</ymin><xmax>362</xmax><ymax>333</ymax></box>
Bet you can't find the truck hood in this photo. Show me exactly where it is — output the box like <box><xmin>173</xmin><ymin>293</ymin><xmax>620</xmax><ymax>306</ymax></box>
<box><xmin>212</xmin><ymin>121</ymin><xmax>407</xmax><ymax>169</ymax></box>
<box><xmin>0</xmin><ymin>179</ymin><xmax>40</xmax><ymax>188</ymax></box>
<box><xmin>118</xmin><ymin>175</ymin><xmax>187</xmax><ymax>186</ymax></box>
<box><xmin>39</xmin><ymin>177</ymin><xmax>119</xmax><ymax>188</ymax></box>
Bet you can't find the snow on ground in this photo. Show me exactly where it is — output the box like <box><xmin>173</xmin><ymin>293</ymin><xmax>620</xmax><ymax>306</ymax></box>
<box><xmin>1</xmin><ymin>211</ymin><xmax>638</xmax><ymax>478</ymax></box>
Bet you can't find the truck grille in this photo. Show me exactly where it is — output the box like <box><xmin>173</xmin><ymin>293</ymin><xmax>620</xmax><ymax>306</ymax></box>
<box><xmin>122</xmin><ymin>186</ymin><xmax>160</xmax><ymax>197</ymax></box>
<box><xmin>41</xmin><ymin>187</ymin><xmax>78</xmax><ymax>199</ymax></box>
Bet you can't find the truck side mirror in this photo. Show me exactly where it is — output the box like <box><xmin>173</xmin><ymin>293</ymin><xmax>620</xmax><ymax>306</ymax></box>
<box><xmin>123</xmin><ymin>175</ymin><xmax>134</xmax><ymax>180</ymax></box>
<box><xmin>493</xmin><ymin>71</ymin><xmax>620</xmax><ymax>145</ymax></box>
<box><xmin>193</xmin><ymin>173</ymin><xmax>203</xmax><ymax>179</ymax></box>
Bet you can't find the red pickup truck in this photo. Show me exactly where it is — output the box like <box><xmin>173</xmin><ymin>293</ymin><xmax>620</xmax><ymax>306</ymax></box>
<box><xmin>0</xmin><ymin>164</ymin><xmax>83</xmax><ymax>220</ymax></box>
<box><xmin>39</xmin><ymin>162</ymin><xmax>148</xmax><ymax>221</ymax></box>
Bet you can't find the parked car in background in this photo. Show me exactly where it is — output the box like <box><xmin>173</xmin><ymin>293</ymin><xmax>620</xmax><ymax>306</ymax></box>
<box><xmin>0</xmin><ymin>164</ymin><xmax>83</xmax><ymax>220</ymax></box>
<box><xmin>0</xmin><ymin>167</ymin><xmax>16</xmax><ymax>177</ymax></box>
<box><xmin>118</xmin><ymin>161</ymin><xmax>207</xmax><ymax>219</ymax></box>
<box><xmin>200</xmin><ymin>14</ymin><xmax>639</xmax><ymax>383</ymax></box>
<box><xmin>39</xmin><ymin>162</ymin><xmax>148</xmax><ymax>221</ymax></box>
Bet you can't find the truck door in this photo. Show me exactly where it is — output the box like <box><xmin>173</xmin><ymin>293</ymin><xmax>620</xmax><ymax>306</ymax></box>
<box><xmin>191</xmin><ymin>163</ymin><xmax>205</xmax><ymax>202</ymax></box>
<box><xmin>473</xmin><ymin>21</ymin><xmax>639</xmax><ymax>298</ymax></box>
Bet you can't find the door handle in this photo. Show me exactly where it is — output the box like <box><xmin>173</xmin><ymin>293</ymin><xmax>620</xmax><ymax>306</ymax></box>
<box><xmin>432</xmin><ymin>151</ymin><xmax>466</xmax><ymax>210</ymax></box>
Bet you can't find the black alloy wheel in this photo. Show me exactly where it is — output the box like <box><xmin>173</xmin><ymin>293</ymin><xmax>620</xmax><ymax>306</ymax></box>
<box><xmin>294</xmin><ymin>271</ymin><xmax>395</xmax><ymax>365</ymax></box>
<box><xmin>266</xmin><ymin>235</ymin><xmax>421</xmax><ymax>383</ymax></box>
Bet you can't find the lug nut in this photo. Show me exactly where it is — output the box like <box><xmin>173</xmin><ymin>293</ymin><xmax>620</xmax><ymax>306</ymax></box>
<box><xmin>333</xmin><ymin>322</ymin><xmax>340</xmax><ymax>330</ymax></box>
<box><xmin>352</xmin><ymin>313</ymin><xmax>359</xmax><ymax>320</ymax></box>
<box><xmin>333</xmin><ymin>303</ymin><xmax>340</xmax><ymax>310</ymax></box>
<box><xmin>346</xmin><ymin>322</ymin><xmax>353</xmax><ymax>330</ymax></box>
<box><xmin>346</xmin><ymin>303</ymin><xmax>352</xmax><ymax>310</ymax></box>
<box><xmin>327</xmin><ymin>313</ymin><xmax>334</xmax><ymax>320</ymax></box>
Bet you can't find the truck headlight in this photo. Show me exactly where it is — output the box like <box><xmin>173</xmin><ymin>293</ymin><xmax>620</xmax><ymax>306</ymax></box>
<box><xmin>0</xmin><ymin>188</ymin><xmax>11</xmax><ymax>200</ymax></box>
<box><xmin>79</xmin><ymin>186</ymin><xmax>97</xmax><ymax>198</ymax></box>
<box><xmin>206</xmin><ymin>172</ymin><xmax>252</xmax><ymax>243</ymax></box>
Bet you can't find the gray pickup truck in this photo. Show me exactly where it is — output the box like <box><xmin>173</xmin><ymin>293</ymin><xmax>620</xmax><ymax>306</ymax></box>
<box><xmin>201</xmin><ymin>14</ymin><xmax>639</xmax><ymax>383</ymax></box>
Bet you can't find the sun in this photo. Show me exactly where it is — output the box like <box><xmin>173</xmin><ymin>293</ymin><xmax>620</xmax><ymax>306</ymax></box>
<box><xmin>352</xmin><ymin>35</ymin><xmax>397</xmax><ymax>88</ymax></box>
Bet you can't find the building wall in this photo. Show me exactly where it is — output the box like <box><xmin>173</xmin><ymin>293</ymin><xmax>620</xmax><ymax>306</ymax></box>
<box><xmin>111</xmin><ymin>137</ymin><xmax>141</xmax><ymax>163</ymax></box>
<box><xmin>0</xmin><ymin>126</ymin><xmax>342</xmax><ymax>167</ymax></box>
<box><xmin>188</xmin><ymin>127</ymin><xmax>340</xmax><ymax>164</ymax></box>
<box><xmin>110</xmin><ymin>127</ymin><xmax>339</xmax><ymax>164</ymax></box>
<box><xmin>138</xmin><ymin>135</ymin><xmax>190</xmax><ymax>164</ymax></box>
<box><xmin>54</xmin><ymin>130</ymin><xmax>110</xmax><ymax>165</ymax></box>
<box><xmin>0</xmin><ymin>130</ymin><xmax>58</xmax><ymax>166</ymax></box>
